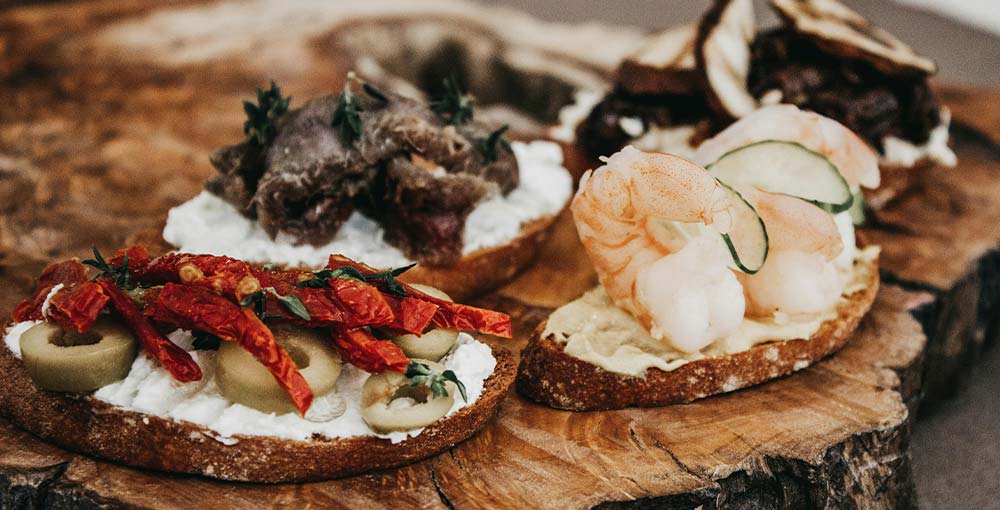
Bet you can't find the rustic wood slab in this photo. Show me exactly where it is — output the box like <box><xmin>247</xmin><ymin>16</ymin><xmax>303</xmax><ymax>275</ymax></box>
<box><xmin>0</xmin><ymin>0</ymin><xmax>994</xmax><ymax>507</ymax></box>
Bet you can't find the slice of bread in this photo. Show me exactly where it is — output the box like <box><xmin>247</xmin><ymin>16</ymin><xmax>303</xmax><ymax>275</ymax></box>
<box><xmin>129</xmin><ymin>211</ymin><xmax>561</xmax><ymax>302</ymax></box>
<box><xmin>516</xmin><ymin>254</ymin><xmax>879</xmax><ymax>411</ymax></box>
<box><xmin>0</xmin><ymin>343</ymin><xmax>515</xmax><ymax>483</ymax></box>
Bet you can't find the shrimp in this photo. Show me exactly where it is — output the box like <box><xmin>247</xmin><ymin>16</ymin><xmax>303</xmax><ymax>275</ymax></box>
<box><xmin>571</xmin><ymin>146</ymin><xmax>747</xmax><ymax>353</ymax></box>
<box><xmin>693</xmin><ymin>105</ymin><xmax>881</xmax><ymax>190</ymax></box>
<box><xmin>737</xmin><ymin>189</ymin><xmax>845</xmax><ymax>317</ymax></box>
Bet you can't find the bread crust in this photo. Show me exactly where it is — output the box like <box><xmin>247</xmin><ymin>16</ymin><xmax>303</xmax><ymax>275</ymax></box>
<box><xmin>516</xmin><ymin>255</ymin><xmax>879</xmax><ymax>411</ymax></box>
<box><xmin>0</xmin><ymin>343</ymin><xmax>515</xmax><ymax>483</ymax></box>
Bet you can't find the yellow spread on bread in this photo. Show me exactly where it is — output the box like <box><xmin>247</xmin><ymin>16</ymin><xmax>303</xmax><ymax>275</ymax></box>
<box><xmin>542</xmin><ymin>246</ymin><xmax>878</xmax><ymax>377</ymax></box>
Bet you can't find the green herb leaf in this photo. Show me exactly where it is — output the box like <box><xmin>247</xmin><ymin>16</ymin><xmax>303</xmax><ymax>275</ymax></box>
<box><xmin>365</xmin><ymin>263</ymin><xmax>415</xmax><ymax>297</ymax></box>
<box><xmin>430</xmin><ymin>75</ymin><xmax>474</xmax><ymax>125</ymax></box>
<box><xmin>405</xmin><ymin>362</ymin><xmax>467</xmax><ymax>402</ymax></box>
<box><xmin>82</xmin><ymin>246</ymin><xmax>134</xmax><ymax>290</ymax></box>
<box><xmin>362</xmin><ymin>83</ymin><xmax>389</xmax><ymax>104</ymax></box>
<box><xmin>331</xmin><ymin>84</ymin><xmax>364</xmax><ymax>145</ymax></box>
<box><xmin>191</xmin><ymin>331</ymin><xmax>222</xmax><ymax>351</ymax></box>
<box><xmin>474</xmin><ymin>124</ymin><xmax>513</xmax><ymax>163</ymax></box>
<box><xmin>266</xmin><ymin>287</ymin><xmax>311</xmax><ymax>321</ymax></box>
<box><xmin>243</xmin><ymin>81</ymin><xmax>291</xmax><ymax>146</ymax></box>
<box><xmin>240</xmin><ymin>290</ymin><xmax>267</xmax><ymax>320</ymax></box>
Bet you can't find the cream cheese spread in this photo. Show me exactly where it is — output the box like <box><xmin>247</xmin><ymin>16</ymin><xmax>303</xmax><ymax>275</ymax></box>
<box><xmin>543</xmin><ymin>245</ymin><xmax>878</xmax><ymax>377</ymax></box>
<box><xmin>881</xmin><ymin>109</ymin><xmax>957</xmax><ymax>168</ymax></box>
<box><xmin>3</xmin><ymin>325</ymin><xmax>495</xmax><ymax>445</ymax></box>
<box><xmin>163</xmin><ymin>140</ymin><xmax>573</xmax><ymax>269</ymax></box>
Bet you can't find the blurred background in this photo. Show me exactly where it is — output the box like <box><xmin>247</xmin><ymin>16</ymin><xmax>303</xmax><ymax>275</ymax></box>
<box><xmin>483</xmin><ymin>1</ymin><xmax>1000</xmax><ymax>508</ymax></box>
<box><xmin>483</xmin><ymin>0</ymin><xmax>1000</xmax><ymax>87</ymax></box>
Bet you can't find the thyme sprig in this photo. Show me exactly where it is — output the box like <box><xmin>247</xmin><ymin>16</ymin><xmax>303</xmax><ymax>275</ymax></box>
<box><xmin>296</xmin><ymin>264</ymin><xmax>416</xmax><ymax>298</ymax></box>
<box><xmin>430</xmin><ymin>75</ymin><xmax>474</xmax><ymax>125</ymax></box>
<box><xmin>331</xmin><ymin>72</ymin><xmax>391</xmax><ymax>145</ymax></box>
<box><xmin>240</xmin><ymin>287</ymin><xmax>311</xmax><ymax>321</ymax></box>
<box><xmin>406</xmin><ymin>362</ymin><xmax>468</xmax><ymax>401</ymax></box>
<box><xmin>83</xmin><ymin>246</ymin><xmax>134</xmax><ymax>290</ymax></box>
<box><xmin>475</xmin><ymin>124</ymin><xmax>513</xmax><ymax>163</ymax></box>
<box><xmin>243</xmin><ymin>81</ymin><xmax>291</xmax><ymax>146</ymax></box>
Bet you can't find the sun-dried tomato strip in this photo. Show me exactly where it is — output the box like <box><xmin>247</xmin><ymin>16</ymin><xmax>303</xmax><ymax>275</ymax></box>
<box><xmin>97</xmin><ymin>279</ymin><xmax>202</xmax><ymax>383</ymax></box>
<box><xmin>46</xmin><ymin>282</ymin><xmax>110</xmax><ymax>333</ymax></box>
<box><xmin>383</xmin><ymin>295</ymin><xmax>439</xmax><ymax>335</ymax></box>
<box><xmin>330</xmin><ymin>325</ymin><xmax>410</xmax><ymax>373</ymax></box>
<box><xmin>107</xmin><ymin>245</ymin><xmax>152</xmax><ymax>273</ymax></box>
<box><xmin>13</xmin><ymin>260</ymin><xmax>89</xmax><ymax>322</ymax></box>
<box><xmin>126</xmin><ymin>252</ymin><xmax>257</xmax><ymax>301</ymax></box>
<box><xmin>326</xmin><ymin>255</ymin><xmax>512</xmax><ymax>337</ymax></box>
<box><xmin>155</xmin><ymin>283</ymin><xmax>313</xmax><ymax>414</ymax></box>
<box><xmin>254</xmin><ymin>269</ymin><xmax>397</xmax><ymax>328</ymax></box>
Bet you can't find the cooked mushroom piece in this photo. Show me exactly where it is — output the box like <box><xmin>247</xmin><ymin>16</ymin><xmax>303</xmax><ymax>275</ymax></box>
<box><xmin>360</xmin><ymin>359</ymin><xmax>456</xmax><ymax>433</ymax></box>
<box><xmin>391</xmin><ymin>284</ymin><xmax>460</xmax><ymax>361</ymax></box>
<box><xmin>696</xmin><ymin>0</ymin><xmax>758</xmax><ymax>120</ymax></box>
<box><xmin>20</xmin><ymin>318</ymin><xmax>138</xmax><ymax>392</ymax></box>
<box><xmin>215</xmin><ymin>325</ymin><xmax>343</xmax><ymax>415</ymax></box>
<box><xmin>771</xmin><ymin>0</ymin><xmax>936</xmax><ymax>76</ymax></box>
<box><xmin>618</xmin><ymin>24</ymin><xmax>700</xmax><ymax>96</ymax></box>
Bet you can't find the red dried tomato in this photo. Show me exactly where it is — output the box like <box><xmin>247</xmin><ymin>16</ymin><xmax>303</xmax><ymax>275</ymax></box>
<box><xmin>154</xmin><ymin>283</ymin><xmax>313</xmax><ymax>414</ymax></box>
<box><xmin>97</xmin><ymin>279</ymin><xmax>202</xmax><ymax>383</ymax></box>
<box><xmin>45</xmin><ymin>282</ymin><xmax>110</xmax><ymax>333</ymax></box>
<box><xmin>12</xmin><ymin>260</ymin><xmax>89</xmax><ymax>322</ymax></box>
<box><xmin>330</xmin><ymin>325</ymin><xmax>410</xmax><ymax>373</ymax></box>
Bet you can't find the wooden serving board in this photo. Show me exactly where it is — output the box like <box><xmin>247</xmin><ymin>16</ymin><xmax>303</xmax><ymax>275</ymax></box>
<box><xmin>0</xmin><ymin>1</ymin><xmax>996</xmax><ymax>508</ymax></box>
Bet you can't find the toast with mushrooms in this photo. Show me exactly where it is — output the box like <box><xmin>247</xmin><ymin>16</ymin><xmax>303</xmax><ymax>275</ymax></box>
<box><xmin>1</xmin><ymin>247</ymin><xmax>516</xmax><ymax>482</ymax></box>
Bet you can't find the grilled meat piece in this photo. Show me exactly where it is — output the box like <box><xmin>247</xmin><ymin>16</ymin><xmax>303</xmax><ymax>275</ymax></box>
<box><xmin>208</xmin><ymin>88</ymin><xmax>518</xmax><ymax>266</ymax></box>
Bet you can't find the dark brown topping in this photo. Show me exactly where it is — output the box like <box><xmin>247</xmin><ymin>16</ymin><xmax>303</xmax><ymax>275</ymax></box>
<box><xmin>749</xmin><ymin>29</ymin><xmax>941</xmax><ymax>147</ymax></box>
<box><xmin>772</xmin><ymin>0</ymin><xmax>936</xmax><ymax>77</ymax></box>
<box><xmin>208</xmin><ymin>82</ymin><xmax>518</xmax><ymax>267</ymax></box>
<box><xmin>617</xmin><ymin>24</ymin><xmax>700</xmax><ymax>96</ymax></box>
<box><xmin>695</xmin><ymin>0</ymin><xmax>758</xmax><ymax>120</ymax></box>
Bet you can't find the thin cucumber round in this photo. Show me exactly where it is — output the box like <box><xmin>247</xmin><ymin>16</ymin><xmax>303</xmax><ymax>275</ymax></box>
<box><xmin>717</xmin><ymin>181</ymin><xmax>768</xmax><ymax>274</ymax></box>
<box><xmin>707</xmin><ymin>140</ymin><xmax>854</xmax><ymax>213</ymax></box>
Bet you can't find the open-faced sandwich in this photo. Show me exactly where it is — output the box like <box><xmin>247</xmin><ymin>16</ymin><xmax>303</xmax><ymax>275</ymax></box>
<box><xmin>0</xmin><ymin>246</ymin><xmax>515</xmax><ymax>482</ymax></box>
<box><xmin>163</xmin><ymin>74</ymin><xmax>573</xmax><ymax>300</ymax></box>
<box><xmin>551</xmin><ymin>0</ymin><xmax>954</xmax><ymax>206</ymax></box>
<box><xmin>518</xmin><ymin>106</ymin><xmax>880</xmax><ymax>411</ymax></box>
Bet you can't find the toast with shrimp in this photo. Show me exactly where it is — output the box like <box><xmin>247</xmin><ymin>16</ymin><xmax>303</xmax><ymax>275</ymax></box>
<box><xmin>518</xmin><ymin>114</ymin><xmax>882</xmax><ymax>411</ymax></box>
<box><xmin>0</xmin><ymin>247</ymin><xmax>516</xmax><ymax>482</ymax></box>
<box><xmin>161</xmin><ymin>76</ymin><xmax>573</xmax><ymax>300</ymax></box>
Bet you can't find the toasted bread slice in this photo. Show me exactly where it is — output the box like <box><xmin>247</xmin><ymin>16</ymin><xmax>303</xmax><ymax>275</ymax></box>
<box><xmin>0</xmin><ymin>344</ymin><xmax>515</xmax><ymax>483</ymax></box>
<box><xmin>129</xmin><ymin>212</ymin><xmax>560</xmax><ymax>302</ymax></box>
<box><xmin>516</xmin><ymin>254</ymin><xmax>879</xmax><ymax>411</ymax></box>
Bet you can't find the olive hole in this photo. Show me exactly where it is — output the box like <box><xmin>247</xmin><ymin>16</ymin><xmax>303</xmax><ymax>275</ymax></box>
<box><xmin>285</xmin><ymin>345</ymin><xmax>311</xmax><ymax>369</ymax></box>
<box><xmin>393</xmin><ymin>384</ymin><xmax>431</xmax><ymax>404</ymax></box>
<box><xmin>52</xmin><ymin>330</ymin><xmax>102</xmax><ymax>347</ymax></box>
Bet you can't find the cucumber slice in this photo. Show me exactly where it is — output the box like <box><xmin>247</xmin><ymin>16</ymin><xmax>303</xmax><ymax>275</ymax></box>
<box><xmin>848</xmin><ymin>189</ymin><xmax>866</xmax><ymax>226</ymax></box>
<box><xmin>707</xmin><ymin>140</ymin><xmax>854</xmax><ymax>214</ymax></box>
<box><xmin>717</xmin><ymin>181</ymin><xmax>769</xmax><ymax>274</ymax></box>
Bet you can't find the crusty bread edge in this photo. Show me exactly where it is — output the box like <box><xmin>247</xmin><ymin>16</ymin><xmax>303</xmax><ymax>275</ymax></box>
<box><xmin>516</xmin><ymin>255</ymin><xmax>880</xmax><ymax>411</ymax></box>
<box><xmin>0</xmin><ymin>344</ymin><xmax>515</xmax><ymax>483</ymax></box>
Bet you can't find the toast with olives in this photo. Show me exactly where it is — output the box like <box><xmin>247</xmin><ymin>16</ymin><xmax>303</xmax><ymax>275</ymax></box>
<box><xmin>0</xmin><ymin>343</ymin><xmax>515</xmax><ymax>482</ymax></box>
<box><xmin>516</xmin><ymin>254</ymin><xmax>879</xmax><ymax>411</ymax></box>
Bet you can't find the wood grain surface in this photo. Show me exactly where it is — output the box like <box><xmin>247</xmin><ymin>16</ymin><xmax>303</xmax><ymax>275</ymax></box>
<box><xmin>0</xmin><ymin>1</ymin><xmax>996</xmax><ymax>508</ymax></box>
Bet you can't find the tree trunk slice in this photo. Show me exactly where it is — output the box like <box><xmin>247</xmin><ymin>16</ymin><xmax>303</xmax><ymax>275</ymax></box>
<box><xmin>0</xmin><ymin>0</ymin><xmax>990</xmax><ymax>507</ymax></box>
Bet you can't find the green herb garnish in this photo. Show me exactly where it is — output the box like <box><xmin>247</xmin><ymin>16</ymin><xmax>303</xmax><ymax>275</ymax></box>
<box><xmin>192</xmin><ymin>331</ymin><xmax>222</xmax><ymax>351</ymax></box>
<box><xmin>474</xmin><ymin>124</ymin><xmax>513</xmax><ymax>163</ymax></box>
<box><xmin>296</xmin><ymin>264</ymin><xmax>415</xmax><ymax>298</ymax></box>
<box><xmin>83</xmin><ymin>246</ymin><xmax>134</xmax><ymax>290</ymax></box>
<box><xmin>406</xmin><ymin>362</ymin><xmax>467</xmax><ymax>401</ymax></box>
<box><xmin>243</xmin><ymin>81</ymin><xmax>291</xmax><ymax>146</ymax></box>
<box><xmin>430</xmin><ymin>75</ymin><xmax>474</xmax><ymax>125</ymax></box>
<box><xmin>265</xmin><ymin>287</ymin><xmax>311</xmax><ymax>321</ymax></box>
<box><xmin>240</xmin><ymin>290</ymin><xmax>268</xmax><ymax>320</ymax></box>
<box><xmin>332</xmin><ymin>83</ymin><xmax>364</xmax><ymax>145</ymax></box>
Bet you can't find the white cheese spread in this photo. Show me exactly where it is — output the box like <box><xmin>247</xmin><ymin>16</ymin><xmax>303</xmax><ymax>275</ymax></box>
<box><xmin>3</xmin><ymin>325</ymin><xmax>496</xmax><ymax>445</ymax></box>
<box><xmin>163</xmin><ymin>140</ymin><xmax>572</xmax><ymax>269</ymax></box>
<box><xmin>881</xmin><ymin>109</ymin><xmax>957</xmax><ymax>168</ymax></box>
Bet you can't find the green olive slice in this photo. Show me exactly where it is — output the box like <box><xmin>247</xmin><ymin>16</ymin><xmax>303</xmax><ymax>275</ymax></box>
<box><xmin>392</xmin><ymin>284</ymin><xmax>459</xmax><ymax>362</ymax></box>
<box><xmin>360</xmin><ymin>359</ymin><xmax>456</xmax><ymax>433</ymax></box>
<box><xmin>215</xmin><ymin>324</ymin><xmax>342</xmax><ymax>415</ymax></box>
<box><xmin>20</xmin><ymin>317</ymin><xmax>138</xmax><ymax>392</ymax></box>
